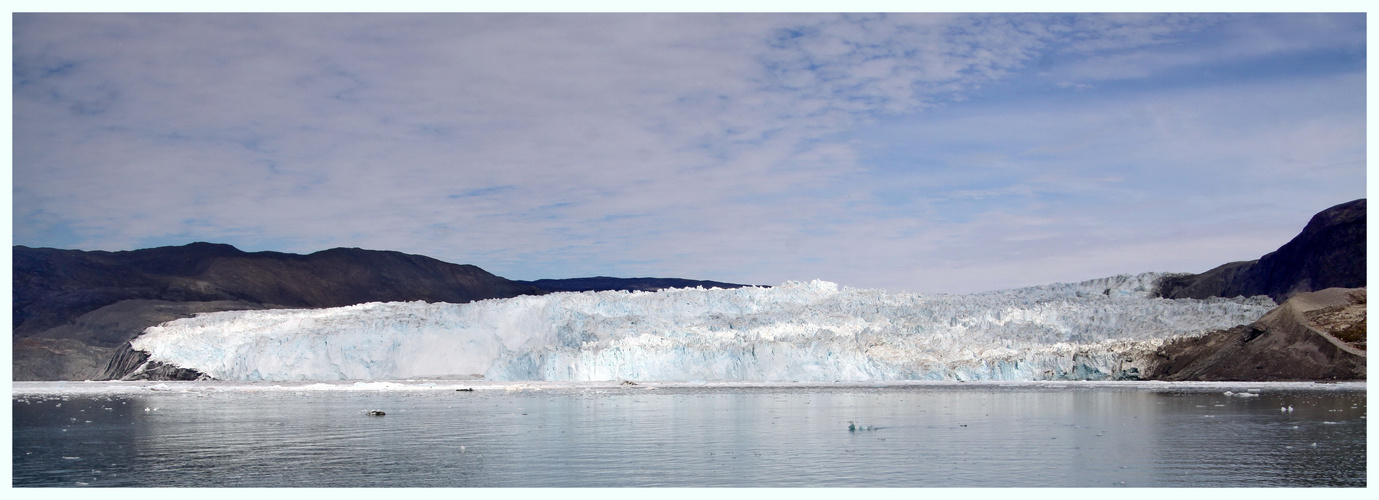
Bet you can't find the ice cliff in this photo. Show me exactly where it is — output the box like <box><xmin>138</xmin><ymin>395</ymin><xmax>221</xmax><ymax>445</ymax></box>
<box><xmin>129</xmin><ymin>273</ymin><xmax>1276</xmax><ymax>382</ymax></box>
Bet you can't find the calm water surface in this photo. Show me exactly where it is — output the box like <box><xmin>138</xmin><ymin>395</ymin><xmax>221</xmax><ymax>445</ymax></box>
<box><xmin>12</xmin><ymin>383</ymin><xmax>1367</xmax><ymax>487</ymax></box>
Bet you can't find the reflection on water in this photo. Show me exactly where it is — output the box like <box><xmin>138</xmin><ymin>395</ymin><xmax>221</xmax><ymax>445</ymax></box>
<box><xmin>12</xmin><ymin>385</ymin><xmax>1366</xmax><ymax>487</ymax></box>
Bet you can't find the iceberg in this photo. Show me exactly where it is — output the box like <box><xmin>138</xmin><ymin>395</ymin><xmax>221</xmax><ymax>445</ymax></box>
<box><xmin>128</xmin><ymin>273</ymin><xmax>1276</xmax><ymax>382</ymax></box>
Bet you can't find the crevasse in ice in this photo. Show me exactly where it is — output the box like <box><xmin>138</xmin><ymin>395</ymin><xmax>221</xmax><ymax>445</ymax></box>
<box><xmin>128</xmin><ymin>273</ymin><xmax>1276</xmax><ymax>382</ymax></box>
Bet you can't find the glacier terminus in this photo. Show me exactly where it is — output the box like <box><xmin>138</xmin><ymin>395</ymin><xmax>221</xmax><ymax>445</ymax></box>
<box><xmin>129</xmin><ymin>273</ymin><xmax>1276</xmax><ymax>382</ymax></box>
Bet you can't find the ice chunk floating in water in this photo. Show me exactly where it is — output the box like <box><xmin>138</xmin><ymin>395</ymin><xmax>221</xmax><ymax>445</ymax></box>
<box><xmin>130</xmin><ymin>274</ymin><xmax>1275</xmax><ymax>382</ymax></box>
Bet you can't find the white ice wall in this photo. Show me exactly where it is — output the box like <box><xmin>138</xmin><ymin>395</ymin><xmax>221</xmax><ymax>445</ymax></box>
<box><xmin>129</xmin><ymin>274</ymin><xmax>1276</xmax><ymax>382</ymax></box>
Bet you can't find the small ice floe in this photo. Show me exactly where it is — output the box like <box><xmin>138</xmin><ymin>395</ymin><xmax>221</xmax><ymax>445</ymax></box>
<box><xmin>62</xmin><ymin>456</ymin><xmax>81</xmax><ymax>460</ymax></box>
<box><xmin>1322</xmin><ymin>421</ymin><xmax>1340</xmax><ymax>425</ymax></box>
<box><xmin>848</xmin><ymin>421</ymin><xmax>876</xmax><ymax>431</ymax></box>
<box><xmin>144</xmin><ymin>407</ymin><xmax>151</xmax><ymax>412</ymax></box>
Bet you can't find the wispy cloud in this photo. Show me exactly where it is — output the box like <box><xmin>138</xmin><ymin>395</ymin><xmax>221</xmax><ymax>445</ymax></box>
<box><xmin>11</xmin><ymin>13</ymin><xmax>1366</xmax><ymax>293</ymax></box>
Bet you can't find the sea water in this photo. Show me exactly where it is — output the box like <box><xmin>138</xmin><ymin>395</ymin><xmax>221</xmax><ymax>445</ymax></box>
<box><xmin>11</xmin><ymin>381</ymin><xmax>1366</xmax><ymax>487</ymax></box>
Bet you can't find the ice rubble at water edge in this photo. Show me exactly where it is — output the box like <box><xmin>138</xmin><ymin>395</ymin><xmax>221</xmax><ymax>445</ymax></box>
<box><xmin>129</xmin><ymin>273</ymin><xmax>1276</xmax><ymax>382</ymax></box>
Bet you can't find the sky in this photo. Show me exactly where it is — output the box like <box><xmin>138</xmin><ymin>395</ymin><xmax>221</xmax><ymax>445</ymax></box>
<box><xmin>8</xmin><ymin>11</ymin><xmax>1369</xmax><ymax>294</ymax></box>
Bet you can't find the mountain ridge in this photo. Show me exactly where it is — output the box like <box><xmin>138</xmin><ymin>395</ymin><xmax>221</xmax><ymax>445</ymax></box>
<box><xmin>1152</xmin><ymin>199</ymin><xmax>1365</xmax><ymax>302</ymax></box>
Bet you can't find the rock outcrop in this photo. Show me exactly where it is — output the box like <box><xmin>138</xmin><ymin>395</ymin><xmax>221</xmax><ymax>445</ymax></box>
<box><xmin>1147</xmin><ymin>288</ymin><xmax>1366</xmax><ymax>381</ymax></box>
<box><xmin>10</xmin><ymin>338</ymin><xmax>116</xmax><ymax>381</ymax></box>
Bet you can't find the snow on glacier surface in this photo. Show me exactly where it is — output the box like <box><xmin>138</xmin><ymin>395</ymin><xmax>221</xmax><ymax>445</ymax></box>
<box><xmin>129</xmin><ymin>273</ymin><xmax>1276</xmax><ymax>382</ymax></box>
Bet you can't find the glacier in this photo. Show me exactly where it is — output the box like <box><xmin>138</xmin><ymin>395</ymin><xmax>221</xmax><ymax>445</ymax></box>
<box><xmin>128</xmin><ymin>273</ymin><xmax>1276</xmax><ymax>382</ymax></box>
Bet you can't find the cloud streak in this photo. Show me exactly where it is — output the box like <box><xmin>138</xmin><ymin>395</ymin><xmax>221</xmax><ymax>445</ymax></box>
<box><xmin>12</xmin><ymin>13</ymin><xmax>1367</xmax><ymax>293</ymax></box>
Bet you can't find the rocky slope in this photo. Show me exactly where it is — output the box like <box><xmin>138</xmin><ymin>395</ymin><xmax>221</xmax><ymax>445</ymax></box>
<box><xmin>14</xmin><ymin>300</ymin><xmax>275</xmax><ymax>380</ymax></box>
<box><xmin>1144</xmin><ymin>199</ymin><xmax>1366</xmax><ymax>381</ymax></box>
<box><xmin>1147</xmin><ymin>287</ymin><xmax>1366</xmax><ymax>381</ymax></box>
<box><xmin>1153</xmin><ymin>199</ymin><xmax>1365</xmax><ymax>302</ymax></box>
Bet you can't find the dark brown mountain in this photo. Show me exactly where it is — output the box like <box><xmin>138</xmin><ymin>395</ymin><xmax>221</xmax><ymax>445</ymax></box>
<box><xmin>1153</xmin><ymin>199</ymin><xmax>1365</xmax><ymax>302</ymax></box>
<box><xmin>12</xmin><ymin>243</ymin><xmax>545</xmax><ymax>380</ymax></box>
<box><xmin>1145</xmin><ymin>199</ymin><xmax>1366</xmax><ymax>381</ymax></box>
